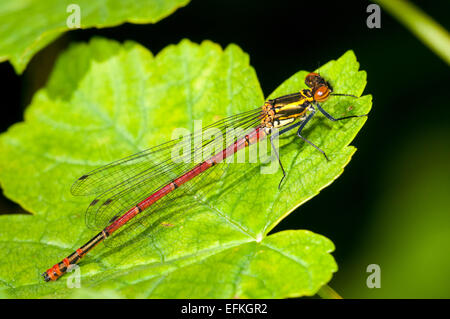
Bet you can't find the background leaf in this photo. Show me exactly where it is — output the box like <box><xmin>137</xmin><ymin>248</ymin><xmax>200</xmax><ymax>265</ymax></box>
<box><xmin>0</xmin><ymin>0</ymin><xmax>190</xmax><ymax>73</ymax></box>
<box><xmin>0</xmin><ymin>38</ymin><xmax>371</xmax><ymax>298</ymax></box>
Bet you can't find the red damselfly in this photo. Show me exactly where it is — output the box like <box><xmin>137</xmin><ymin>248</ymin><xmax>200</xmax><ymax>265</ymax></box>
<box><xmin>42</xmin><ymin>72</ymin><xmax>367</xmax><ymax>281</ymax></box>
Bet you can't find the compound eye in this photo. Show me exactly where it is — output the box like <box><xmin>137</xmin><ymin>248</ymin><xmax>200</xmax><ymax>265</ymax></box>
<box><xmin>314</xmin><ymin>86</ymin><xmax>330</xmax><ymax>102</ymax></box>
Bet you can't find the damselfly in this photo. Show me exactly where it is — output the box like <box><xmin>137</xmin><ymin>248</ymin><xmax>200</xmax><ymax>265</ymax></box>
<box><xmin>42</xmin><ymin>72</ymin><xmax>367</xmax><ymax>281</ymax></box>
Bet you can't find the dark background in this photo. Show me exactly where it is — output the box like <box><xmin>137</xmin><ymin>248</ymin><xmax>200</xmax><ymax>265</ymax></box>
<box><xmin>1</xmin><ymin>0</ymin><xmax>449</xmax><ymax>297</ymax></box>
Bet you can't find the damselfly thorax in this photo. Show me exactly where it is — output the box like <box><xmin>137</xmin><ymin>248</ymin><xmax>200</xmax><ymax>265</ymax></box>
<box><xmin>261</xmin><ymin>89</ymin><xmax>314</xmax><ymax>130</ymax></box>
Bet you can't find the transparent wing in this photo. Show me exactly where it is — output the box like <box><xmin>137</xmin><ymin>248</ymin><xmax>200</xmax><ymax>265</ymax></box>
<box><xmin>73</xmin><ymin>108</ymin><xmax>264</xmax><ymax>234</ymax></box>
<box><xmin>71</xmin><ymin>108</ymin><xmax>261</xmax><ymax>196</ymax></box>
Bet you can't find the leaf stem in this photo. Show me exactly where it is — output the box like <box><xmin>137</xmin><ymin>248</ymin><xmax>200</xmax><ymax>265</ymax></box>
<box><xmin>374</xmin><ymin>0</ymin><xmax>450</xmax><ymax>65</ymax></box>
<box><xmin>317</xmin><ymin>285</ymin><xmax>343</xmax><ymax>299</ymax></box>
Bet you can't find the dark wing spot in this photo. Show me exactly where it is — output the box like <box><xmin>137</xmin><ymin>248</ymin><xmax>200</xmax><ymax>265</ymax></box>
<box><xmin>108</xmin><ymin>214</ymin><xmax>119</xmax><ymax>223</ymax></box>
<box><xmin>89</xmin><ymin>199</ymin><xmax>99</xmax><ymax>206</ymax></box>
<box><xmin>103</xmin><ymin>199</ymin><xmax>113</xmax><ymax>206</ymax></box>
<box><xmin>78</xmin><ymin>175</ymin><xmax>89</xmax><ymax>180</ymax></box>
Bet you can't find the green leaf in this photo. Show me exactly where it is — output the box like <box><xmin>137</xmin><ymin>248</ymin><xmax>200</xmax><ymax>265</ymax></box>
<box><xmin>0</xmin><ymin>0</ymin><xmax>190</xmax><ymax>73</ymax></box>
<box><xmin>0</xmin><ymin>38</ymin><xmax>371</xmax><ymax>298</ymax></box>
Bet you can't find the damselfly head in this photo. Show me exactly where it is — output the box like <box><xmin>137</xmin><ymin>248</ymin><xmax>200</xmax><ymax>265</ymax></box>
<box><xmin>305</xmin><ymin>72</ymin><xmax>333</xmax><ymax>102</ymax></box>
<box><xmin>305</xmin><ymin>72</ymin><xmax>331</xmax><ymax>90</ymax></box>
